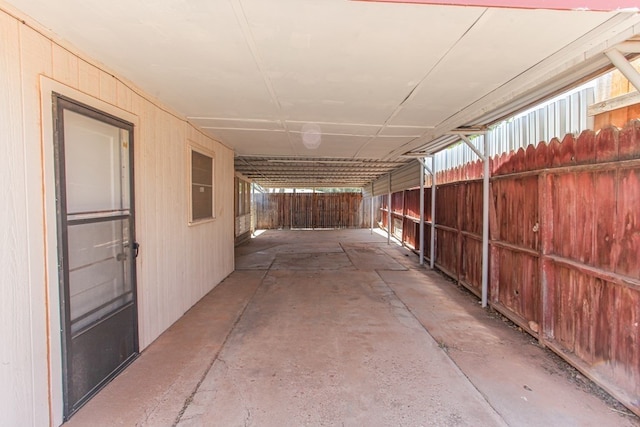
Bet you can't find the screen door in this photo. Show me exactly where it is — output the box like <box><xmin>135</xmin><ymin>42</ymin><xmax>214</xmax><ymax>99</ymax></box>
<box><xmin>53</xmin><ymin>94</ymin><xmax>138</xmax><ymax>419</ymax></box>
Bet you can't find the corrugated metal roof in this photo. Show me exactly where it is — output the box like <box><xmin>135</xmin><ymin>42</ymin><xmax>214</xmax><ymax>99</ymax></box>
<box><xmin>234</xmin><ymin>157</ymin><xmax>407</xmax><ymax>188</ymax></box>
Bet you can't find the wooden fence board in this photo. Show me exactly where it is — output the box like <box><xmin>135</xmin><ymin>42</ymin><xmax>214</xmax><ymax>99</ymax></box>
<box><xmin>593</xmin><ymin>170</ymin><xmax>617</xmax><ymax>271</ymax></box>
<box><xmin>616</xmin><ymin>168</ymin><xmax>640</xmax><ymax>278</ymax></box>
<box><xmin>254</xmin><ymin>193</ymin><xmax>372</xmax><ymax>229</ymax></box>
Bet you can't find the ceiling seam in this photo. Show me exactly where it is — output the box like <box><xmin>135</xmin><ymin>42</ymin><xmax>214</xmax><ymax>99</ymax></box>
<box><xmin>228</xmin><ymin>0</ymin><xmax>298</xmax><ymax>155</ymax></box>
<box><xmin>387</xmin><ymin>11</ymin><xmax>640</xmax><ymax>158</ymax></box>
<box><xmin>352</xmin><ymin>8</ymin><xmax>489</xmax><ymax>160</ymax></box>
<box><xmin>428</xmin><ymin>12</ymin><xmax>635</xmax><ymax>131</ymax></box>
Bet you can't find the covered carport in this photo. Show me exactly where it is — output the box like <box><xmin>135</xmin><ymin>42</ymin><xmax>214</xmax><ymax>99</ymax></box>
<box><xmin>2</xmin><ymin>0</ymin><xmax>640</xmax><ymax>424</ymax></box>
<box><xmin>64</xmin><ymin>228</ymin><xmax>637</xmax><ymax>426</ymax></box>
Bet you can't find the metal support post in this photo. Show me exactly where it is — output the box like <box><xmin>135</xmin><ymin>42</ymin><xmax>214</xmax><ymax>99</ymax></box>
<box><xmin>370</xmin><ymin>195</ymin><xmax>374</xmax><ymax>234</ymax></box>
<box><xmin>419</xmin><ymin>159</ymin><xmax>425</xmax><ymax>265</ymax></box>
<box><xmin>430</xmin><ymin>156</ymin><xmax>436</xmax><ymax>270</ymax></box>
<box><xmin>481</xmin><ymin>136</ymin><xmax>490</xmax><ymax>308</ymax></box>
<box><xmin>387</xmin><ymin>174</ymin><xmax>392</xmax><ymax>245</ymax></box>
<box><xmin>605</xmin><ymin>48</ymin><xmax>640</xmax><ymax>93</ymax></box>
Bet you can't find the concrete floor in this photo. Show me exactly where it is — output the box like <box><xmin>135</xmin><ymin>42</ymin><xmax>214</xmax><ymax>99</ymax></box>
<box><xmin>66</xmin><ymin>229</ymin><xmax>639</xmax><ymax>427</ymax></box>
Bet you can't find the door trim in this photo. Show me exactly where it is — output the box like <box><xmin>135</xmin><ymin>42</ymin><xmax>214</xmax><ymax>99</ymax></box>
<box><xmin>40</xmin><ymin>77</ymin><xmax>140</xmax><ymax>426</ymax></box>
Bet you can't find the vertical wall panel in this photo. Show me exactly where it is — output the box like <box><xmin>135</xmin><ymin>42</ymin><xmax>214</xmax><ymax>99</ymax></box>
<box><xmin>116</xmin><ymin>80</ymin><xmax>133</xmax><ymax>113</ymax></box>
<box><xmin>78</xmin><ymin>60</ymin><xmax>100</xmax><ymax>98</ymax></box>
<box><xmin>99</xmin><ymin>70</ymin><xmax>117</xmax><ymax>105</ymax></box>
<box><xmin>52</xmin><ymin>43</ymin><xmax>78</xmax><ymax>87</ymax></box>
<box><xmin>0</xmin><ymin>13</ymin><xmax>34</xmax><ymax>427</ymax></box>
<box><xmin>18</xmin><ymin>22</ymin><xmax>54</xmax><ymax>427</ymax></box>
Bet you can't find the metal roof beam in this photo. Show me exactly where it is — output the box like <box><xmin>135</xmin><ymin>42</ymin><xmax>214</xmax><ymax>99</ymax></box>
<box><xmin>460</xmin><ymin>135</ymin><xmax>487</xmax><ymax>161</ymax></box>
<box><xmin>605</xmin><ymin>48</ymin><xmax>640</xmax><ymax>92</ymax></box>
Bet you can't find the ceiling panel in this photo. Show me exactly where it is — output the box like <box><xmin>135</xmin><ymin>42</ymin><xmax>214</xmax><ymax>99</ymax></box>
<box><xmin>354</xmin><ymin>136</ymin><xmax>417</xmax><ymax>158</ymax></box>
<box><xmin>242</xmin><ymin>0</ymin><xmax>485</xmax><ymax>123</ymax></box>
<box><xmin>7</xmin><ymin>0</ymin><xmax>640</xmax><ymax>188</ymax></box>
<box><xmin>285</xmin><ymin>121</ymin><xmax>380</xmax><ymax>136</ymax></box>
<box><xmin>287</xmin><ymin>133</ymin><xmax>373</xmax><ymax>158</ymax></box>
<box><xmin>192</xmin><ymin>118</ymin><xmax>284</xmax><ymax>131</ymax></box>
<box><xmin>389</xmin><ymin>8</ymin><xmax>618</xmax><ymax>126</ymax></box>
<box><xmin>204</xmin><ymin>129</ymin><xmax>294</xmax><ymax>156</ymax></box>
<box><xmin>378</xmin><ymin>126</ymin><xmax>431</xmax><ymax>137</ymax></box>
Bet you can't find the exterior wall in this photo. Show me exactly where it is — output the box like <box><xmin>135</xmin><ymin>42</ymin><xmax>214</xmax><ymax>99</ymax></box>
<box><xmin>0</xmin><ymin>5</ymin><xmax>234</xmax><ymax>425</ymax></box>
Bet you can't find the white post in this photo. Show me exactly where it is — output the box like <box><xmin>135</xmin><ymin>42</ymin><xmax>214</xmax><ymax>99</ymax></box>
<box><xmin>430</xmin><ymin>155</ymin><xmax>436</xmax><ymax>270</ymax></box>
<box><xmin>419</xmin><ymin>160</ymin><xmax>425</xmax><ymax>266</ymax></box>
<box><xmin>481</xmin><ymin>136</ymin><xmax>490</xmax><ymax>308</ymax></box>
<box><xmin>370</xmin><ymin>195</ymin><xmax>374</xmax><ymax>234</ymax></box>
<box><xmin>251</xmin><ymin>182</ymin><xmax>255</xmax><ymax>235</ymax></box>
<box><xmin>388</xmin><ymin>174</ymin><xmax>392</xmax><ymax>245</ymax></box>
<box><xmin>605</xmin><ymin>48</ymin><xmax>640</xmax><ymax>92</ymax></box>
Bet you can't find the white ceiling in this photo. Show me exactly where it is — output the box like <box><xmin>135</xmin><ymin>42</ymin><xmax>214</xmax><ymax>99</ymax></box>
<box><xmin>7</xmin><ymin>0</ymin><xmax>640</xmax><ymax>187</ymax></box>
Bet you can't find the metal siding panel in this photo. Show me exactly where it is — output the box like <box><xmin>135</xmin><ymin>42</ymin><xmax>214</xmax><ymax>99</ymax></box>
<box><xmin>372</xmin><ymin>175</ymin><xmax>390</xmax><ymax>196</ymax></box>
<box><xmin>391</xmin><ymin>161</ymin><xmax>420</xmax><ymax>193</ymax></box>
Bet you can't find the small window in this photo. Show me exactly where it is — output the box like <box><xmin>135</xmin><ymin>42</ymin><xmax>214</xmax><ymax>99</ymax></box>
<box><xmin>189</xmin><ymin>145</ymin><xmax>214</xmax><ymax>223</ymax></box>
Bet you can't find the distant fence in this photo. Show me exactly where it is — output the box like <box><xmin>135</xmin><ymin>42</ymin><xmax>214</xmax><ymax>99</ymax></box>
<box><xmin>380</xmin><ymin>120</ymin><xmax>640</xmax><ymax>416</ymax></box>
<box><xmin>254</xmin><ymin>193</ymin><xmax>379</xmax><ymax>229</ymax></box>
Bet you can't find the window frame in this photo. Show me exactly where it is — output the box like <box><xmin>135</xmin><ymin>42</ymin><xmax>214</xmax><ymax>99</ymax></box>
<box><xmin>188</xmin><ymin>142</ymin><xmax>215</xmax><ymax>225</ymax></box>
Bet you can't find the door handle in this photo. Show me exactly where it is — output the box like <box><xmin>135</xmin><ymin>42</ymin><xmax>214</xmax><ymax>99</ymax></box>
<box><xmin>133</xmin><ymin>242</ymin><xmax>140</xmax><ymax>258</ymax></box>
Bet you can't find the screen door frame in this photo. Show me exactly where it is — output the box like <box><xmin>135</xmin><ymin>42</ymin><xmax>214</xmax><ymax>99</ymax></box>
<box><xmin>52</xmin><ymin>92</ymin><xmax>139</xmax><ymax>419</ymax></box>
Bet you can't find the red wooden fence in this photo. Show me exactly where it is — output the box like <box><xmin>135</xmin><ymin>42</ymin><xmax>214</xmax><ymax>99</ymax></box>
<box><xmin>384</xmin><ymin>120</ymin><xmax>640</xmax><ymax>416</ymax></box>
<box><xmin>254</xmin><ymin>193</ymin><xmax>379</xmax><ymax>229</ymax></box>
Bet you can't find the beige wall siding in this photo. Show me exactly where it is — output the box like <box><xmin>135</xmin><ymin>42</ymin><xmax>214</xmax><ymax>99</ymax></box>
<box><xmin>1</xmin><ymin>12</ymin><xmax>39</xmax><ymax>427</ymax></box>
<box><xmin>0</xmin><ymin>4</ymin><xmax>235</xmax><ymax>425</ymax></box>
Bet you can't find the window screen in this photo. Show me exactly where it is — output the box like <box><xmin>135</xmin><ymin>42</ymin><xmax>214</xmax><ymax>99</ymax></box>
<box><xmin>191</xmin><ymin>149</ymin><xmax>213</xmax><ymax>222</ymax></box>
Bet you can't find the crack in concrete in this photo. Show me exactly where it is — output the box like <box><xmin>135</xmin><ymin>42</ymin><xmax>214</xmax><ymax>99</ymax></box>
<box><xmin>172</xmin><ymin>273</ymin><xmax>267</xmax><ymax>426</ymax></box>
<box><xmin>374</xmin><ymin>269</ymin><xmax>509</xmax><ymax>426</ymax></box>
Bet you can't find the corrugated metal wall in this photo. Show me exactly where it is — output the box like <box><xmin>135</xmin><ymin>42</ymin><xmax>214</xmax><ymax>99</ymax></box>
<box><xmin>391</xmin><ymin>161</ymin><xmax>420</xmax><ymax>193</ymax></box>
<box><xmin>369</xmin><ymin>160</ymin><xmax>421</xmax><ymax>196</ymax></box>
<box><xmin>435</xmin><ymin>87</ymin><xmax>595</xmax><ymax>172</ymax></box>
<box><xmin>366</xmin><ymin>87</ymin><xmax>595</xmax><ymax>199</ymax></box>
